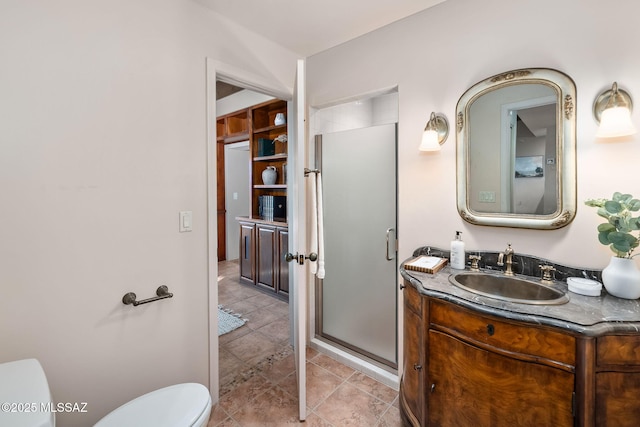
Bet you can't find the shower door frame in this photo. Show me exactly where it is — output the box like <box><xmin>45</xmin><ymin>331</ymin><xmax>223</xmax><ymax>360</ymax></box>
<box><xmin>313</xmin><ymin>125</ymin><xmax>398</xmax><ymax>370</ymax></box>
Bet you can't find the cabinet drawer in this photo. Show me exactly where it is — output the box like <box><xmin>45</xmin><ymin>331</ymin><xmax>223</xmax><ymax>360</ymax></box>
<box><xmin>597</xmin><ymin>335</ymin><xmax>640</xmax><ymax>366</ymax></box>
<box><xmin>430</xmin><ymin>299</ymin><xmax>575</xmax><ymax>366</ymax></box>
<box><xmin>404</xmin><ymin>282</ymin><xmax>422</xmax><ymax>315</ymax></box>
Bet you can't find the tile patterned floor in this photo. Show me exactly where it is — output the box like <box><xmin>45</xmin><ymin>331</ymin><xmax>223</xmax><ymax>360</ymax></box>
<box><xmin>210</xmin><ymin>260</ymin><xmax>401</xmax><ymax>427</ymax></box>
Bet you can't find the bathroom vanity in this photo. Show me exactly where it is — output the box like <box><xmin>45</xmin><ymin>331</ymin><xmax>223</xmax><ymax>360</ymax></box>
<box><xmin>400</xmin><ymin>247</ymin><xmax>640</xmax><ymax>427</ymax></box>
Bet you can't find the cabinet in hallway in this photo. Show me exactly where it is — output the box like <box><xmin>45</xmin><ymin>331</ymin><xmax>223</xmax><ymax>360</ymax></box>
<box><xmin>238</xmin><ymin>217</ymin><xmax>288</xmax><ymax>300</ymax></box>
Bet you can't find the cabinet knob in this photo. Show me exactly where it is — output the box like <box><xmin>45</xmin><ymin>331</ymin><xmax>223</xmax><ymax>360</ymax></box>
<box><xmin>431</xmin><ymin>383</ymin><xmax>436</xmax><ymax>393</ymax></box>
<box><xmin>413</xmin><ymin>363</ymin><xmax>422</xmax><ymax>371</ymax></box>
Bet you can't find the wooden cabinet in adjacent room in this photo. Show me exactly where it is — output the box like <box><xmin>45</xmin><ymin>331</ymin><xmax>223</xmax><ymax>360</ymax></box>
<box><xmin>238</xmin><ymin>218</ymin><xmax>288</xmax><ymax>300</ymax></box>
<box><xmin>276</xmin><ymin>227</ymin><xmax>289</xmax><ymax>297</ymax></box>
<box><xmin>250</xmin><ymin>99</ymin><xmax>288</xmax><ymax>221</ymax></box>
<box><xmin>256</xmin><ymin>224</ymin><xmax>276</xmax><ymax>292</ymax></box>
<box><xmin>238</xmin><ymin>220</ymin><xmax>255</xmax><ymax>283</ymax></box>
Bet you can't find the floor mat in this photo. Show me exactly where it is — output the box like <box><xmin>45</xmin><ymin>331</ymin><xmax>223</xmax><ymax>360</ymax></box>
<box><xmin>218</xmin><ymin>305</ymin><xmax>246</xmax><ymax>336</ymax></box>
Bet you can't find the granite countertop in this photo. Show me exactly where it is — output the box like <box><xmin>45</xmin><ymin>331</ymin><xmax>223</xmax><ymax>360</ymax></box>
<box><xmin>401</xmin><ymin>247</ymin><xmax>640</xmax><ymax>337</ymax></box>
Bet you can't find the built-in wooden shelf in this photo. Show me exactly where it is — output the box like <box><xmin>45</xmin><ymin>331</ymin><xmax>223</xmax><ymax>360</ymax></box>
<box><xmin>253</xmin><ymin>184</ymin><xmax>287</xmax><ymax>190</ymax></box>
<box><xmin>253</xmin><ymin>153</ymin><xmax>287</xmax><ymax>162</ymax></box>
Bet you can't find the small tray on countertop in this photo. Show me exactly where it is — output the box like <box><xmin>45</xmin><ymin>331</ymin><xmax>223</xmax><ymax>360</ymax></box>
<box><xmin>567</xmin><ymin>277</ymin><xmax>602</xmax><ymax>297</ymax></box>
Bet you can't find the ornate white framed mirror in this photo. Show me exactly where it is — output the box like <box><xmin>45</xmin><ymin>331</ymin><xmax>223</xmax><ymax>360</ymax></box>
<box><xmin>456</xmin><ymin>68</ymin><xmax>577</xmax><ymax>229</ymax></box>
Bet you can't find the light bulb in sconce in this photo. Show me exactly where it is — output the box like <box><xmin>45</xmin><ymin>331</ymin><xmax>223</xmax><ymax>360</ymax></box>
<box><xmin>419</xmin><ymin>112</ymin><xmax>449</xmax><ymax>151</ymax></box>
<box><xmin>594</xmin><ymin>82</ymin><xmax>636</xmax><ymax>138</ymax></box>
<box><xmin>419</xmin><ymin>129</ymin><xmax>441</xmax><ymax>151</ymax></box>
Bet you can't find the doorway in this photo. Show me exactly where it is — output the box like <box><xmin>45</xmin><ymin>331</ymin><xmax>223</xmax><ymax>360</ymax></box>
<box><xmin>214</xmin><ymin>79</ymin><xmax>295</xmax><ymax>393</ymax></box>
<box><xmin>223</xmin><ymin>141</ymin><xmax>250</xmax><ymax>260</ymax></box>
<box><xmin>498</xmin><ymin>93</ymin><xmax>557</xmax><ymax>215</ymax></box>
<box><xmin>216</xmin><ymin>81</ymin><xmax>274</xmax><ymax>261</ymax></box>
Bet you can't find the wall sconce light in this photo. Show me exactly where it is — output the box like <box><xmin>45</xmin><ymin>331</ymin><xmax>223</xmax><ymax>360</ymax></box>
<box><xmin>593</xmin><ymin>82</ymin><xmax>636</xmax><ymax>138</ymax></box>
<box><xmin>419</xmin><ymin>112</ymin><xmax>449</xmax><ymax>151</ymax></box>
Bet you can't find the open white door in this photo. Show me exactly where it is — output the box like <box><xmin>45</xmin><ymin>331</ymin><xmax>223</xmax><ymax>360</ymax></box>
<box><xmin>287</xmin><ymin>58</ymin><xmax>307</xmax><ymax>421</ymax></box>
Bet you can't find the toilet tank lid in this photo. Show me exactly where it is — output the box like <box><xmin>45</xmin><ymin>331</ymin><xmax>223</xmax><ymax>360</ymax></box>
<box><xmin>94</xmin><ymin>382</ymin><xmax>211</xmax><ymax>427</ymax></box>
<box><xmin>0</xmin><ymin>358</ymin><xmax>55</xmax><ymax>427</ymax></box>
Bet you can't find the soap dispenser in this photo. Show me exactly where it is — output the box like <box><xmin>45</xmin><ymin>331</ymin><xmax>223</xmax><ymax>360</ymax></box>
<box><xmin>450</xmin><ymin>231</ymin><xmax>466</xmax><ymax>270</ymax></box>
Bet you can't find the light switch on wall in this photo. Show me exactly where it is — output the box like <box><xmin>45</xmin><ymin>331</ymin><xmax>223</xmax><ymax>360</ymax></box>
<box><xmin>179</xmin><ymin>211</ymin><xmax>192</xmax><ymax>232</ymax></box>
<box><xmin>479</xmin><ymin>191</ymin><xmax>496</xmax><ymax>203</ymax></box>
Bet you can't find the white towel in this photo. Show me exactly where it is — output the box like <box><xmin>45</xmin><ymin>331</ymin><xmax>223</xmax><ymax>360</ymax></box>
<box><xmin>309</xmin><ymin>172</ymin><xmax>318</xmax><ymax>275</ymax></box>
<box><xmin>316</xmin><ymin>171</ymin><xmax>325</xmax><ymax>279</ymax></box>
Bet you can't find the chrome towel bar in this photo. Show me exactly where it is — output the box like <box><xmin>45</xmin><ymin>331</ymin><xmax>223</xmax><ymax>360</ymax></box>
<box><xmin>122</xmin><ymin>285</ymin><xmax>173</xmax><ymax>307</ymax></box>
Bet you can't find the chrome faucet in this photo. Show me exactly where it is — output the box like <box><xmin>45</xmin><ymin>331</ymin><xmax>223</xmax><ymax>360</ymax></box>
<box><xmin>497</xmin><ymin>244</ymin><xmax>515</xmax><ymax>276</ymax></box>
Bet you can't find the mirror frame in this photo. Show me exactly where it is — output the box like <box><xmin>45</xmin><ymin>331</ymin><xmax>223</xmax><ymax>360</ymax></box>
<box><xmin>456</xmin><ymin>68</ymin><xmax>577</xmax><ymax>229</ymax></box>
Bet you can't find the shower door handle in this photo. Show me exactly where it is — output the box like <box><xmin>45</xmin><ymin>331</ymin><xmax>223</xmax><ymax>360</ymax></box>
<box><xmin>385</xmin><ymin>228</ymin><xmax>397</xmax><ymax>261</ymax></box>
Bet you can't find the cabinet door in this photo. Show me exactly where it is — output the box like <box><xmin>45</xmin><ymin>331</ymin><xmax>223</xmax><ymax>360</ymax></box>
<box><xmin>428</xmin><ymin>329</ymin><xmax>574</xmax><ymax>427</ymax></box>
<box><xmin>256</xmin><ymin>224</ymin><xmax>276</xmax><ymax>291</ymax></box>
<box><xmin>402</xmin><ymin>289</ymin><xmax>423</xmax><ymax>425</ymax></box>
<box><xmin>239</xmin><ymin>222</ymin><xmax>255</xmax><ymax>283</ymax></box>
<box><xmin>596</xmin><ymin>372</ymin><xmax>640</xmax><ymax>426</ymax></box>
<box><xmin>428</xmin><ymin>330</ymin><xmax>491</xmax><ymax>426</ymax></box>
<box><xmin>276</xmin><ymin>227</ymin><xmax>289</xmax><ymax>297</ymax></box>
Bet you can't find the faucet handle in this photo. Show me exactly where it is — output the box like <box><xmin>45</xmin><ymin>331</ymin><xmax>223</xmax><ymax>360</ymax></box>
<box><xmin>539</xmin><ymin>265</ymin><xmax>556</xmax><ymax>284</ymax></box>
<box><xmin>468</xmin><ymin>255</ymin><xmax>481</xmax><ymax>271</ymax></box>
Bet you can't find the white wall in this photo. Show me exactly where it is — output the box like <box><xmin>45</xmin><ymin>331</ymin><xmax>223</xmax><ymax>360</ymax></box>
<box><xmin>0</xmin><ymin>1</ymin><xmax>298</xmax><ymax>426</ymax></box>
<box><xmin>306</xmin><ymin>0</ymin><xmax>640</xmax><ymax>270</ymax></box>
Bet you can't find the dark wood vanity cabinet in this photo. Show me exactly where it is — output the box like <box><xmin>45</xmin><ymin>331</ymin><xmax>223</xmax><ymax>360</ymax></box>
<box><xmin>427</xmin><ymin>329</ymin><xmax>574</xmax><ymax>426</ymax></box>
<box><xmin>595</xmin><ymin>335</ymin><xmax>640</xmax><ymax>426</ymax></box>
<box><xmin>401</xmin><ymin>284</ymin><xmax>424</xmax><ymax>425</ymax></box>
<box><xmin>402</xmin><ymin>281</ymin><xmax>576</xmax><ymax>427</ymax></box>
<box><xmin>401</xmin><ymin>279</ymin><xmax>640</xmax><ymax>427</ymax></box>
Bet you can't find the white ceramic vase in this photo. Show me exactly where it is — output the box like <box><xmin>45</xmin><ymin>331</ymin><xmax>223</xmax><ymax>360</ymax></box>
<box><xmin>262</xmin><ymin>166</ymin><xmax>277</xmax><ymax>185</ymax></box>
<box><xmin>601</xmin><ymin>256</ymin><xmax>640</xmax><ymax>299</ymax></box>
<box><xmin>274</xmin><ymin>113</ymin><xmax>286</xmax><ymax>126</ymax></box>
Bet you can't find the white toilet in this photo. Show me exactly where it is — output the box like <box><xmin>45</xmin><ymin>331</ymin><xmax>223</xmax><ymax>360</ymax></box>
<box><xmin>0</xmin><ymin>359</ymin><xmax>212</xmax><ymax>427</ymax></box>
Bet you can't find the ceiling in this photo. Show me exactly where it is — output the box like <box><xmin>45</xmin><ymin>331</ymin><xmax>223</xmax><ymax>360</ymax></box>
<box><xmin>196</xmin><ymin>0</ymin><xmax>447</xmax><ymax>57</ymax></box>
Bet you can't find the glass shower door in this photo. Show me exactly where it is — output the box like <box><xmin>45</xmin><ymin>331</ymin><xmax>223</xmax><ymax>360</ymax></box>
<box><xmin>318</xmin><ymin>123</ymin><xmax>397</xmax><ymax>366</ymax></box>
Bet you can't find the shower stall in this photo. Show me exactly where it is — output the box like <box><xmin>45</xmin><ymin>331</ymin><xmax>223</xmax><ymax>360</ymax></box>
<box><xmin>314</xmin><ymin>115</ymin><xmax>398</xmax><ymax>368</ymax></box>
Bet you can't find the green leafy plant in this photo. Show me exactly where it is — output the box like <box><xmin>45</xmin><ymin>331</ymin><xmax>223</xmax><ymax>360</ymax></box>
<box><xmin>585</xmin><ymin>192</ymin><xmax>640</xmax><ymax>258</ymax></box>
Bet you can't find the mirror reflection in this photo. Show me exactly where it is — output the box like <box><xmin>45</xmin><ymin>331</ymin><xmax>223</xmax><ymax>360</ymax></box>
<box><xmin>456</xmin><ymin>69</ymin><xmax>577</xmax><ymax>229</ymax></box>
<box><xmin>469</xmin><ymin>83</ymin><xmax>557</xmax><ymax>215</ymax></box>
